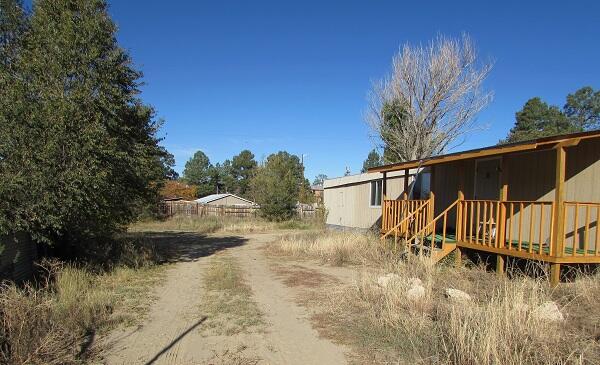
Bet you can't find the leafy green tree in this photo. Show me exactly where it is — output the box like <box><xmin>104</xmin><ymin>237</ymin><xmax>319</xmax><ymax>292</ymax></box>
<box><xmin>298</xmin><ymin>178</ymin><xmax>315</xmax><ymax>205</ymax></box>
<box><xmin>249</xmin><ymin>151</ymin><xmax>307</xmax><ymax>221</ymax></box>
<box><xmin>312</xmin><ymin>174</ymin><xmax>327</xmax><ymax>186</ymax></box>
<box><xmin>0</xmin><ymin>0</ymin><xmax>27</xmax><ymax>68</ymax></box>
<box><xmin>361</xmin><ymin>149</ymin><xmax>383</xmax><ymax>172</ymax></box>
<box><xmin>564</xmin><ymin>86</ymin><xmax>600</xmax><ymax>131</ymax></box>
<box><xmin>183</xmin><ymin>151</ymin><xmax>213</xmax><ymax>197</ymax></box>
<box><xmin>502</xmin><ymin>98</ymin><xmax>580</xmax><ymax>143</ymax></box>
<box><xmin>0</xmin><ymin>0</ymin><xmax>172</xmax><ymax>245</ymax></box>
<box><xmin>231</xmin><ymin>149</ymin><xmax>257</xmax><ymax>197</ymax></box>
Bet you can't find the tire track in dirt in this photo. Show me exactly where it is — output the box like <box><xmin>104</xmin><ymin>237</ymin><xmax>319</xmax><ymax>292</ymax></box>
<box><xmin>102</xmin><ymin>232</ymin><xmax>349</xmax><ymax>365</ymax></box>
<box><xmin>232</xmin><ymin>234</ymin><xmax>349</xmax><ymax>365</ymax></box>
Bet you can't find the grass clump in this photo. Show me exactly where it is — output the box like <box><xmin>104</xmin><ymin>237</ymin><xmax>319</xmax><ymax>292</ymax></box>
<box><xmin>201</xmin><ymin>255</ymin><xmax>264</xmax><ymax>335</ymax></box>
<box><xmin>270</xmin><ymin>230</ymin><xmax>394</xmax><ymax>266</ymax></box>
<box><xmin>0</xmin><ymin>238</ymin><xmax>168</xmax><ymax>364</ymax></box>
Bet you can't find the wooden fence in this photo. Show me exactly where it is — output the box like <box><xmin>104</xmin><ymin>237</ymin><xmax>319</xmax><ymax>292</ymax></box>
<box><xmin>159</xmin><ymin>201</ymin><xmax>320</xmax><ymax>219</ymax></box>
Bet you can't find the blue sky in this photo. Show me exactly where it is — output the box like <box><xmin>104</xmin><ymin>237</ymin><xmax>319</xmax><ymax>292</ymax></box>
<box><xmin>105</xmin><ymin>0</ymin><xmax>599</xmax><ymax>182</ymax></box>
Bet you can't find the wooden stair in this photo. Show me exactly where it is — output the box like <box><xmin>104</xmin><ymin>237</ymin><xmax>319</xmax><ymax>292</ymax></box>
<box><xmin>431</xmin><ymin>243</ymin><xmax>456</xmax><ymax>263</ymax></box>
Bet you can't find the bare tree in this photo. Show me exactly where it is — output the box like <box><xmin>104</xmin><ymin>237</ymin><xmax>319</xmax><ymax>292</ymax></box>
<box><xmin>366</xmin><ymin>34</ymin><xmax>493</xmax><ymax>163</ymax></box>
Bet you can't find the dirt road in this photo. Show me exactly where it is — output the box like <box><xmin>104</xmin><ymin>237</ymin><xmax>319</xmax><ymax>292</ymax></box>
<box><xmin>102</xmin><ymin>232</ymin><xmax>350</xmax><ymax>365</ymax></box>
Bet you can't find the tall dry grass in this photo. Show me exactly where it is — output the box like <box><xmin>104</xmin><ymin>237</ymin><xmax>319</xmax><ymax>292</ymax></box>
<box><xmin>273</xmin><ymin>230</ymin><xmax>600</xmax><ymax>364</ymax></box>
<box><xmin>130</xmin><ymin>215</ymin><xmax>319</xmax><ymax>234</ymax></box>
<box><xmin>270</xmin><ymin>230</ymin><xmax>395</xmax><ymax>266</ymax></box>
<box><xmin>0</xmin><ymin>239</ymin><xmax>168</xmax><ymax>364</ymax></box>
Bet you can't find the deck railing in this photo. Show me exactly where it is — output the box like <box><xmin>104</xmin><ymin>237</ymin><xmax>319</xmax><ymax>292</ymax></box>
<box><xmin>382</xmin><ymin>199</ymin><xmax>429</xmax><ymax>233</ymax></box>
<box><xmin>457</xmin><ymin>200</ymin><xmax>556</xmax><ymax>257</ymax></box>
<box><xmin>383</xmin><ymin>198</ymin><xmax>600</xmax><ymax>261</ymax></box>
<box><xmin>563</xmin><ymin>202</ymin><xmax>600</xmax><ymax>257</ymax></box>
<box><xmin>405</xmin><ymin>199</ymin><xmax>460</xmax><ymax>256</ymax></box>
<box><xmin>381</xmin><ymin>199</ymin><xmax>432</xmax><ymax>251</ymax></box>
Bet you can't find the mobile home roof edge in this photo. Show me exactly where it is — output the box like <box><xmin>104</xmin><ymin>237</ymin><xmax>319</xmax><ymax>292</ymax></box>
<box><xmin>368</xmin><ymin>130</ymin><xmax>600</xmax><ymax>173</ymax></box>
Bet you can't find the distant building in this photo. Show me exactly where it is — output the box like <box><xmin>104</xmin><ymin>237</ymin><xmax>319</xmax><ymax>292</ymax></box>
<box><xmin>161</xmin><ymin>197</ymin><xmax>187</xmax><ymax>202</ymax></box>
<box><xmin>195</xmin><ymin>193</ymin><xmax>258</xmax><ymax>207</ymax></box>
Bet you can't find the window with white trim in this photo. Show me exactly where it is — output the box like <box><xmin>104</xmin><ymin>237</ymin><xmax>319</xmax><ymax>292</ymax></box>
<box><xmin>370</xmin><ymin>180</ymin><xmax>382</xmax><ymax>207</ymax></box>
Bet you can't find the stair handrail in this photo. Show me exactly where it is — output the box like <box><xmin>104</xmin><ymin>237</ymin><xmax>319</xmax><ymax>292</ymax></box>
<box><xmin>405</xmin><ymin>198</ymin><xmax>461</xmax><ymax>252</ymax></box>
<box><xmin>381</xmin><ymin>200</ymin><xmax>430</xmax><ymax>240</ymax></box>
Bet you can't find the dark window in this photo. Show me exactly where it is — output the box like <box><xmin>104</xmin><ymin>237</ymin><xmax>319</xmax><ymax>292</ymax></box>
<box><xmin>370</xmin><ymin>180</ymin><xmax>382</xmax><ymax>206</ymax></box>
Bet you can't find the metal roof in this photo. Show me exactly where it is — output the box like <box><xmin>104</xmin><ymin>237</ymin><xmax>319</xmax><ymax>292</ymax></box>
<box><xmin>194</xmin><ymin>193</ymin><xmax>256</xmax><ymax>205</ymax></box>
<box><xmin>368</xmin><ymin>130</ymin><xmax>600</xmax><ymax>173</ymax></box>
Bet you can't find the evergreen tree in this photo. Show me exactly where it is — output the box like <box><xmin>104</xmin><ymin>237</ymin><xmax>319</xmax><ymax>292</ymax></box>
<box><xmin>183</xmin><ymin>151</ymin><xmax>213</xmax><ymax>197</ymax></box>
<box><xmin>207</xmin><ymin>160</ymin><xmax>237</xmax><ymax>194</ymax></box>
<box><xmin>0</xmin><ymin>0</ymin><xmax>172</xmax><ymax>245</ymax></box>
<box><xmin>361</xmin><ymin>149</ymin><xmax>383</xmax><ymax>172</ymax></box>
<box><xmin>501</xmin><ymin>98</ymin><xmax>580</xmax><ymax>144</ymax></box>
<box><xmin>231</xmin><ymin>149</ymin><xmax>257</xmax><ymax>197</ymax></box>
<box><xmin>564</xmin><ymin>86</ymin><xmax>600</xmax><ymax>131</ymax></box>
<box><xmin>0</xmin><ymin>0</ymin><xmax>27</xmax><ymax>68</ymax></box>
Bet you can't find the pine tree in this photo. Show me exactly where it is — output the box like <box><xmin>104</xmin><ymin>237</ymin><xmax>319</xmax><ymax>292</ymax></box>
<box><xmin>501</xmin><ymin>98</ymin><xmax>580</xmax><ymax>144</ymax></box>
<box><xmin>231</xmin><ymin>149</ymin><xmax>257</xmax><ymax>197</ymax></box>
<box><xmin>564</xmin><ymin>87</ymin><xmax>600</xmax><ymax>131</ymax></box>
<box><xmin>183</xmin><ymin>150</ymin><xmax>213</xmax><ymax>196</ymax></box>
<box><xmin>362</xmin><ymin>149</ymin><xmax>383</xmax><ymax>172</ymax></box>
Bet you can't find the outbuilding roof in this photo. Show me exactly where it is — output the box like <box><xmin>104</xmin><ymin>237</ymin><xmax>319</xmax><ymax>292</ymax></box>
<box><xmin>195</xmin><ymin>193</ymin><xmax>256</xmax><ymax>205</ymax></box>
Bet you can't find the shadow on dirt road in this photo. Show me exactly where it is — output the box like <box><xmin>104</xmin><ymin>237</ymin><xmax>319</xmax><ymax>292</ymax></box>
<box><xmin>133</xmin><ymin>231</ymin><xmax>249</xmax><ymax>263</ymax></box>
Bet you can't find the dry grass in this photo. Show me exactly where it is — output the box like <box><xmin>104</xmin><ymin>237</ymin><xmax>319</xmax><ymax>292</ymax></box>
<box><xmin>272</xmin><ymin>230</ymin><xmax>600</xmax><ymax>364</ymax></box>
<box><xmin>0</xmin><ymin>240</ymin><xmax>168</xmax><ymax>365</ymax></box>
<box><xmin>269</xmin><ymin>230</ymin><xmax>395</xmax><ymax>266</ymax></box>
<box><xmin>130</xmin><ymin>215</ymin><xmax>318</xmax><ymax>234</ymax></box>
<box><xmin>201</xmin><ymin>255</ymin><xmax>265</xmax><ymax>336</ymax></box>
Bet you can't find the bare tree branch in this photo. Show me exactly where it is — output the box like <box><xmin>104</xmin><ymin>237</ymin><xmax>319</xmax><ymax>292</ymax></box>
<box><xmin>366</xmin><ymin>34</ymin><xmax>493</xmax><ymax>163</ymax></box>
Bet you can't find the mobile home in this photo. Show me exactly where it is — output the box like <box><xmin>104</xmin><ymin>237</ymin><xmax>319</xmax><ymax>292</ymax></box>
<box><xmin>369</xmin><ymin>130</ymin><xmax>600</xmax><ymax>285</ymax></box>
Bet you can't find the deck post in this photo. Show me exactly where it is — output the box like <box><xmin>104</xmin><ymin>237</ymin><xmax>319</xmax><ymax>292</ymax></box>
<box><xmin>429</xmin><ymin>192</ymin><xmax>435</xmax><ymax>233</ymax></box>
<box><xmin>403</xmin><ymin>168</ymin><xmax>409</xmax><ymax>199</ymax></box>
<box><xmin>550</xmin><ymin>145</ymin><xmax>566</xmax><ymax>285</ymax></box>
<box><xmin>382</xmin><ymin>172</ymin><xmax>387</xmax><ymax>232</ymax></box>
<box><xmin>550</xmin><ymin>263</ymin><xmax>561</xmax><ymax>287</ymax></box>
<box><xmin>457</xmin><ymin>162</ymin><xmax>465</xmax><ymax>241</ymax></box>
<box><xmin>498</xmin><ymin>157</ymin><xmax>508</xmax><ymax>247</ymax></box>
<box><xmin>496</xmin><ymin>254</ymin><xmax>505</xmax><ymax>275</ymax></box>
<box><xmin>496</xmin><ymin>157</ymin><xmax>509</xmax><ymax>276</ymax></box>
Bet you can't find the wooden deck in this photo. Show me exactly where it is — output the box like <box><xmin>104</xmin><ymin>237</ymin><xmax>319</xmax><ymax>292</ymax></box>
<box><xmin>381</xmin><ymin>196</ymin><xmax>600</xmax><ymax>282</ymax></box>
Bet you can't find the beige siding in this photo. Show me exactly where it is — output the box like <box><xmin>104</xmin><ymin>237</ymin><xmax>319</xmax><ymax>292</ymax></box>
<box><xmin>324</xmin><ymin>172</ymin><xmax>413</xmax><ymax>229</ymax></box>
<box><xmin>564</xmin><ymin>139</ymin><xmax>600</xmax><ymax>249</ymax></box>
<box><xmin>429</xmin><ymin>139</ymin><xmax>600</xmax><ymax>246</ymax></box>
<box><xmin>207</xmin><ymin>195</ymin><xmax>254</xmax><ymax>206</ymax></box>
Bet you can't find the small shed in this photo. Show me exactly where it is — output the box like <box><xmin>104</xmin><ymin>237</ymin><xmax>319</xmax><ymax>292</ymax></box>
<box><xmin>195</xmin><ymin>193</ymin><xmax>257</xmax><ymax>207</ymax></box>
